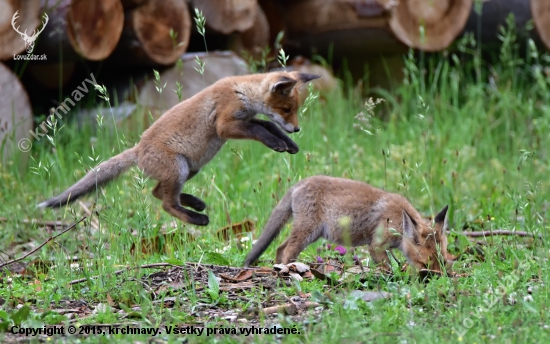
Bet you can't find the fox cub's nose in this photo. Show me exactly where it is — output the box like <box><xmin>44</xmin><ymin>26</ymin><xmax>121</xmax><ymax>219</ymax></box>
<box><xmin>294</xmin><ymin>127</ymin><xmax>301</xmax><ymax>132</ymax></box>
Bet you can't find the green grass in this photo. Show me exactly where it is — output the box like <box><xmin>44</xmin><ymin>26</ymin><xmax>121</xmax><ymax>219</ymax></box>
<box><xmin>1</xmin><ymin>27</ymin><xmax>550</xmax><ymax>343</ymax></box>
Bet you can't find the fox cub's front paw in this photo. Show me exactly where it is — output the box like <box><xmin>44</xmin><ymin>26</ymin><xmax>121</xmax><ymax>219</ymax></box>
<box><xmin>285</xmin><ymin>140</ymin><xmax>299</xmax><ymax>154</ymax></box>
<box><xmin>268</xmin><ymin>139</ymin><xmax>288</xmax><ymax>152</ymax></box>
<box><xmin>193</xmin><ymin>214</ymin><xmax>210</xmax><ymax>226</ymax></box>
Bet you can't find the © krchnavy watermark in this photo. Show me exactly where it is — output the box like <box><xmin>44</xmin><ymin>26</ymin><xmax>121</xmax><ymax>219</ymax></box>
<box><xmin>451</xmin><ymin>259</ymin><xmax>533</xmax><ymax>340</ymax></box>
<box><xmin>12</xmin><ymin>10</ymin><xmax>48</xmax><ymax>61</ymax></box>
<box><xmin>18</xmin><ymin>73</ymin><xmax>98</xmax><ymax>152</ymax></box>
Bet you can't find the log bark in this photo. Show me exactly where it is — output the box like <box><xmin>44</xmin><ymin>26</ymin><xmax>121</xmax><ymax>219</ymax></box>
<box><xmin>111</xmin><ymin>0</ymin><xmax>191</xmax><ymax>66</ymax></box>
<box><xmin>229</xmin><ymin>5</ymin><xmax>270</xmax><ymax>59</ymax></box>
<box><xmin>531</xmin><ymin>0</ymin><xmax>550</xmax><ymax>50</ymax></box>
<box><xmin>190</xmin><ymin>0</ymin><xmax>258</xmax><ymax>34</ymax></box>
<box><xmin>384</xmin><ymin>0</ymin><xmax>473</xmax><ymax>51</ymax></box>
<box><xmin>0</xmin><ymin>0</ymin><xmax>41</xmax><ymax>60</ymax></box>
<box><xmin>0</xmin><ymin>62</ymin><xmax>33</xmax><ymax>165</ymax></box>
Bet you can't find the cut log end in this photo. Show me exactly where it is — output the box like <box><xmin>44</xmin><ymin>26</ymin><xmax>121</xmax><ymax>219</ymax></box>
<box><xmin>531</xmin><ymin>0</ymin><xmax>550</xmax><ymax>51</ymax></box>
<box><xmin>388</xmin><ymin>0</ymin><xmax>473</xmax><ymax>51</ymax></box>
<box><xmin>0</xmin><ymin>63</ymin><xmax>33</xmax><ymax>166</ymax></box>
<box><xmin>130</xmin><ymin>0</ymin><xmax>191</xmax><ymax>65</ymax></box>
<box><xmin>67</xmin><ymin>0</ymin><xmax>124</xmax><ymax>61</ymax></box>
<box><xmin>0</xmin><ymin>0</ymin><xmax>41</xmax><ymax>60</ymax></box>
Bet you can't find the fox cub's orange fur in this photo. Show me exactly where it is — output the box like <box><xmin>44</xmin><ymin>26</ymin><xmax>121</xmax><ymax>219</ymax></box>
<box><xmin>39</xmin><ymin>71</ymin><xmax>320</xmax><ymax>225</ymax></box>
<box><xmin>244</xmin><ymin>175</ymin><xmax>453</xmax><ymax>273</ymax></box>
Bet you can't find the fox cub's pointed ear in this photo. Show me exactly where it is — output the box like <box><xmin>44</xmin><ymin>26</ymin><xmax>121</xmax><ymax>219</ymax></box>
<box><xmin>434</xmin><ymin>205</ymin><xmax>449</xmax><ymax>232</ymax></box>
<box><xmin>290</xmin><ymin>72</ymin><xmax>322</xmax><ymax>88</ymax></box>
<box><xmin>402</xmin><ymin>210</ymin><xmax>419</xmax><ymax>243</ymax></box>
<box><xmin>272</xmin><ymin>77</ymin><xmax>297</xmax><ymax>96</ymax></box>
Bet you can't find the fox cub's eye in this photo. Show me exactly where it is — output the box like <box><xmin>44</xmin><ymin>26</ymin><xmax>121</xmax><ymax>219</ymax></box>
<box><xmin>282</xmin><ymin>108</ymin><xmax>291</xmax><ymax>113</ymax></box>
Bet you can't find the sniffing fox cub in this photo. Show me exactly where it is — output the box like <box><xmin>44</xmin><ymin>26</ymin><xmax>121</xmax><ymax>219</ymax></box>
<box><xmin>244</xmin><ymin>175</ymin><xmax>453</xmax><ymax>273</ymax></box>
<box><xmin>39</xmin><ymin>71</ymin><xmax>320</xmax><ymax>226</ymax></box>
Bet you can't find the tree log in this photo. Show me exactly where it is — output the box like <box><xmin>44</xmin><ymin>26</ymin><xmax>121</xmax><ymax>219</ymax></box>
<box><xmin>35</xmin><ymin>0</ymin><xmax>124</xmax><ymax>61</ymax></box>
<box><xmin>531</xmin><ymin>0</ymin><xmax>550</xmax><ymax>51</ymax></box>
<box><xmin>66</xmin><ymin>0</ymin><xmax>124</xmax><ymax>60</ymax></box>
<box><xmin>280</xmin><ymin>0</ymin><xmax>406</xmax><ymax>60</ymax></box>
<box><xmin>111</xmin><ymin>0</ymin><xmax>191</xmax><ymax>66</ymax></box>
<box><xmin>282</xmin><ymin>0</ymin><xmax>472</xmax><ymax>55</ymax></box>
<box><xmin>137</xmin><ymin>51</ymin><xmax>249</xmax><ymax>112</ymax></box>
<box><xmin>120</xmin><ymin>0</ymin><xmax>147</xmax><ymax>10</ymax></box>
<box><xmin>384</xmin><ymin>0</ymin><xmax>473</xmax><ymax>51</ymax></box>
<box><xmin>0</xmin><ymin>0</ymin><xmax>41</xmax><ymax>60</ymax></box>
<box><xmin>0</xmin><ymin>62</ymin><xmax>33</xmax><ymax>165</ymax></box>
<box><xmin>229</xmin><ymin>5</ymin><xmax>270</xmax><ymax>59</ymax></box>
<box><xmin>190</xmin><ymin>0</ymin><xmax>258</xmax><ymax>34</ymax></box>
<box><xmin>34</xmin><ymin>0</ymin><xmax>124</xmax><ymax>61</ymax></box>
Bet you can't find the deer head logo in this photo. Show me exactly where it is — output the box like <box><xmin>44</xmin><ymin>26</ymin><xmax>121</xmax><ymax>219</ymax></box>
<box><xmin>12</xmin><ymin>11</ymin><xmax>49</xmax><ymax>54</ymax></box>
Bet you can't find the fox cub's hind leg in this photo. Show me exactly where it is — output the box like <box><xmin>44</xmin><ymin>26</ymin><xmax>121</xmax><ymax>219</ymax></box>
<box><xmin>147</xmin><ymin>156</ymin><xmax>209</xmax><ymax>226</ymax></box>
<box><xmin>277</xmin><ymin>220</ymin><xmax>322</xmax><ymax>264</ymax></box>
<box><xmin>158</xmin><ymin>180</ymin><xmax>209</xmax><ymax>226</ymax></box>
<box><xmin>152</xmin><ymin>183</ymin><xmax>206</xmax><ymax>212</ymax></box>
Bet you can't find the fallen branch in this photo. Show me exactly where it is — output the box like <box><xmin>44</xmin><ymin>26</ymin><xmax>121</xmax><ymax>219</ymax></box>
<box><xmin>262</xmin><ymin>301</ymin><xmax>320</xmax><ymax>315</ymax></box>
<box><xmin>0</xmin><ymin>217</ymin><xmax>87</xmax><ymax>269</ymax></box>
<box><xmin>79</xmin><ymin>201</ymin><xmax>100</xmax><ymax>231</ymax></box>
<box><xmin>448</xmin><ymin>230</ymin><xmax>543</xmax><ymax>239</ymax></box>
<box><xmin>68</xmin><ymin>262</ymin><xmax>179</xmax><ymax>285</ymax></box>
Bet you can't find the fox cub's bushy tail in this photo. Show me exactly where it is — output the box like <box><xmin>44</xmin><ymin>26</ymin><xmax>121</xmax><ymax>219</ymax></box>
<box><xmin>38</xmin><ymin>148</ymin><xmax>138</xmax><ymax>208</ymax></box>
<box><xmin>244</xmin><ymin>188</ymin><xmax>295</xmax><ymax>267</ymax></box>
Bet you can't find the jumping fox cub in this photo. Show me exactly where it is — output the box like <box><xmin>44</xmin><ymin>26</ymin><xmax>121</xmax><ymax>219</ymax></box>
<box><xmin>244</xmin><ymin>175</ymin><xmax>453</xmax><ymax>273</ymax></box>
<box><xmin>38</xmin><ymin>71</ymin><xmax>320</xmax><ymax>226</ymax></box>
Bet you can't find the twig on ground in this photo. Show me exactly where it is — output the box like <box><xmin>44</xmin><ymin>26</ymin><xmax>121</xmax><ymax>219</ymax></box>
<box><xmin>78</xmin><ymin>201</ymin><xmax>100</xmax><ymax>231</ymax></box>
<box><xmin>185</xmin><ymin>261</ymin><xmax>258</xmax><ymax>270</ymax></box>
<box><xmin>68</xmin><ymin>262</ymin><xmax>179</xmax><ymax>285</ymax></box>
<box><xmin>0</xmin><ymin>217</ymin><xmax>70</xmax><ymax>228</ymax></box>
<box><xmin>448</xmin><ymin>230</ymin><xmax>543</xmax><ymax>239</ymax></box>
<box><xmin>0</xmin><ymin>217</ymin><xmax>87</xmax><ymax>269</ymax></box>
